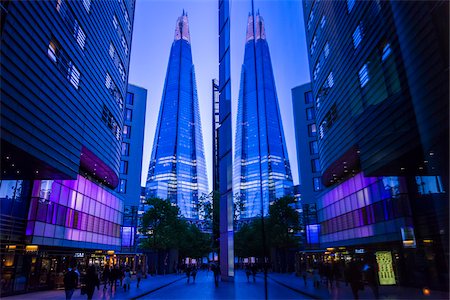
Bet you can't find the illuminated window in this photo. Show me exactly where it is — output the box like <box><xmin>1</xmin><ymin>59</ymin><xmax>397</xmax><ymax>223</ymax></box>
<box><xmin>381</xmin><ymin>43</ymin><xmax>392</xmax><ymax>61</ymax></box>
<box><xmin>359</xmin><ymin>64</ymin><xmax>370</xmax><ymax>88</ymax></box>
<box><xmin>313</xmin><ymin>177</ymin><xmax>321</xmax><ymax>191</ymax></box>
<box><xmin>307</xmin><ymin>10</ymin><xmax>314</xmax><ymax>31</ymax></box>
<box><xmin>120</xmin><ymin>160</ymin><xmax>128</xmax><ymax>174</ymax></box>
<box><xmin>353</xmin><ymin>23</ymin><xmax>364</xmax><ymax>49</ymax></box>
<box><xmin>308</xmin><ymin>124</ymin><xmax>317</xmax><ymax>137</ymax></box>
<box><xmin>123</xmin><ymin>125</ymin><xmax>131</xmax><ymax>138</ymax></box>
<box><xmin>67</xmin><ymin>62</ymin><xmax>80</xmax><ymax>89</ymax></box>
<box><xmin>310</xmin><ymin>141</ymin><xmax>319</xmax><ymax>154</ymax></box>
<box><xmin>125</xmin><ymin>108</ymin><xmax>132</xmax><ymax>122</ymax></box>
<box><xmin>306</xmin><ymin>107</ymin><xmax>315</xmax><ymax>120</ymax></box>
<box><xmin>126</xmin><ymin>93</ymin><xmax>134</xmax><ymax>105</ymax></box>
<box><xmin>310</xmin><ymin>35</ymin><xmax>317</xmax><ymax>55</ymax></box>
<box><xmin>82</xmin><ymin>0</ymin><xmax>91</xmax><ymax>13</ymax></box>
<box><xmin>121</xmin><ymin>142</ymin><xmax>130</xmax><ymax>156</ymax></box>
<box><xmin>311</xmin><ymin>159</ymin><xmax>321</xmax><ymax>173</ymax></box>
<box><xmin>73</xmin><ymin>20</ymin><xmax>86</xmax><ymax>50</ymax></box>
<box><xmin>119</xmin><ymin>179</ymin><xmax>127</xmax><ymax>193</ymax></box>
<box><xmin>347</xmin><ymin>0</ymin><xmax>355</xmax><ymax>13</ymax></box>
<box><xmin>320</xmin><ymin>15</ymin><xmax>326</xmax><ymax>29</ymax></box>
<box><xmin>47</xmin><ymin>40</ymin><xmax>59</xmax><ymax>63</ymax></box>
<box><xmin>304</xmin><ymin>91</ymin><xmax>314</xmax><ymax>104</ymax></box>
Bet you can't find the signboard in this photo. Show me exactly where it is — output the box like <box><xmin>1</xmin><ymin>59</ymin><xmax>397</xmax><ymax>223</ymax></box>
<box><xmin>355</xmin><ymin>249</ymin><xmax>365</xmax><ymax>254</ymax></box>
<box><xmin>401</xmin><ymin>227</ymin><xmax>416</xmax><ymax>248</ymax></box>
<box><xmin>376</xmin><ymin>251</ymin><xmax>396</xmax><ymax>285</ymax></box>
<box><xmin>74</xmin><ymin>252</ymin><xmax>85</xmax><ymax>258</ymax></box>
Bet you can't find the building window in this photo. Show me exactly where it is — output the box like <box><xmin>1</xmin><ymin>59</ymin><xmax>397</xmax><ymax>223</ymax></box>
<box><xmin>307</xmin><ymin>10</ymin><xmax>314</xmax><ymax>31</ymax></box>
<box><xmin>359</xmin><ymin>63</ymin><xmax>370</xmax><ymax>88</ymax></box>
<box><xmin>47</xmin><ymin>40</ymin><xmax>59</xmax><ymax>63</ymax></box>
<box><xmin>119</xmin><ymin>179</ymin><xmax>127</xmax><ymax>193</ymax></box>
<box><xmin>120</xmin><ymin>160</ymin><xmax>128</xmax><ymax>174</ymax></box>
<box><xmin>125</xmin><ymin>109</ymin><xmax>132</xmax><ymax>122</ymax></box>
<box><xmin>310</xmin><ymin>35</ymin><xmax>317</xmax><ymax>55</ymax></box>
<box><xmin>120</xmin><ymin>1</ymin><xmax>132</xmax><ymax>32</ymax></box>
<box><xmin>319</xmin><ymin>104</ymin><xmax>338</xmax><ymax>139</ymax></box>
<box><xmin>313</xmin><ymin>60</ymin><xmax>321</xmax><ymax>81</ymax></box>
<box><xmin>306</xmin><ymin>107</ymin><xmax>315</xmax><ymax>120</ymax></box>
<box><xmin>381</xmin><ymin>42</ymin><xmax>392</xmax><ymax>62</ymax></box>
<box><xmin>105</xmin><ymin>72</ymin><xmax>124</xmax><ymax>110</ymax></box>
<box><xmin>102</xmin><ymin>104</ymin><xmax>121</xmax><ymax>140</ymax></box>
<box><xmin>311</xmin><ymin>159</ymin><xmax>321</xmax><ymax>173</ymax></box>
<box><xmin>308</xmin><ymin>124</ymin><xmax>317</xmax><ymax>137</ymax></box>
<box><xmin>325</xmin><ymin>72</ymin><xmax>334</xmax><ymax>88</ymax></box>
<box><xmin>324</xmin><ymin>42</ymin><xmax>330</xmax><ymax>58</ymax></box>
<box><xmin>73</xmin><ymin>20</ymin><xmax>86</xmax><ymax>50</ymax></box>
<box><xmin>82</xmin><ymin>0</ymin><xmax>91</xmax><ymax>13</ymax></box>
<box><xmin>123</xmin><ymin>125</ymin><xmax>131</xmax><ymax>138</ymax></box>
<box><xmin>121</xmin><ymin>142</ymin><xmax>130</xmax><ymax>156</ymax></box>
<box><xmin>347</xmin><ymin>0</ymin><xmax>355</xmax><ymax>13</ymax></box>
<box><xmin>126</xmin><ymin>93</ymin><xmax>134</xmax><ymax>105</ymax></box>
<box><xmin>67</xmin><ymin>62</ymin><xmax>80</xmax><ymax>89</ymax></box>
<box><xmin>353</xmin><ymin>23</ymin><xmax>363</xmax><ymax>49</ymax></box>
<box><xmin>320</xmin><ymin>15</ymin><xmax>326</xmax><ymax>29</ymax></box>
<box><xmin>304</xmin><ymin>91</ymin><xmax>314</xmax><ymax>104</ymax></box>
<box><xmin>310</xmin><ymin>141</ymin><xmax>319</xmax><ymax>154</ymax></box>
<box><xmin>313</xmin><ymin>177</ymin><xmax>321</xmax><ymax>191</ymax></box>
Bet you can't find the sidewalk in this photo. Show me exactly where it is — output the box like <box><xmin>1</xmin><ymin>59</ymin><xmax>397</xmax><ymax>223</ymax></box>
<box><xmin>267</xmin><ymin>272</ymin><xmax>450</xmax><ymax>300</ymax></box>
<box><xmin>4</xmin><ymin>274</ymin><xmax>184</xmax><ymax>300</ymax></box>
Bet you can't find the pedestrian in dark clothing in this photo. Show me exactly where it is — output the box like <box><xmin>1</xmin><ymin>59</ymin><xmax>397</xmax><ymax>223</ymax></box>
<box><xmin>110</xmin><ymin>265</ymin><xmax>118</xmax><ymax>288</ymax></box>
<box><xmin>119</xmin><ymin>265</ymin><xmax>124</xmax><ymax>288</ymax></box>
<box><xmin>192</xmin><ymin>265</ymin><xmax>198</xmax><ymax>283</ymax></box>
<box><xmin>102</xmin><ymin>265</ymin><xmax>111</xmax><ymax>290</ymax></box>
<box><xmin>212</xmin><ymin>264</ymin><xmax>220</xmax><ymax>287</ymax></box>
<box><xmin>346</xmin><ymin>261</ymin><xmax>363</xmax><ymax>299</ymax></box>
<box><xmin>251</xmin><ymin>264</ymin><xmax>257</xmax><ymax>282</ymax></box>
<box><xmin>85</xmin><ymin>265</ymin><xmax>100</xmax><ymax>300</ymax></box>
<box><xmin>245</xmin><ymin>265</ymin><xmax>251</xmax><ymax>282</ymax></box>
<box><xmin>364</xmin><ymin>263</ymin><xmax>379</xmax><ymax>299</ymax></box>
<box><xmin>186</xmin><ymin>265</ymin><xmax>192</xmax><ymax>283</ymax></box>
<box><xmin>123</xmin><ymin>268</ymin><xmax>131</xmax><ymax>291</ymax></box>
<box><xmin>136</xmin><ymin>266</ymin><xmax>143</xmax><ymax>288</ymax></box>
<box><xmin>64</xmin><ymin>265</ymin><xmax>79</xmax><ymax>300</ymax></box>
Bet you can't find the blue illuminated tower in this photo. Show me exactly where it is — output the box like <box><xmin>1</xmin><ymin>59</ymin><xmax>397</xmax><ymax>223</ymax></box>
<box><xmin>146</xmin><ymin>11</ymin><xmax>208</xmax><ymax>219</ymax></box>
<box><xmin>234</xmin><ymin>12</ymin><xmax>294</xmax><ymax>219</ymax></box>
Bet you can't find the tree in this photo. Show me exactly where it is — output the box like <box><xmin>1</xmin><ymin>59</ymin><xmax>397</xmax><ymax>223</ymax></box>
<box><xmin>180</xmin><ymin>223</ymin><xmax>212</xmax><ymax>258</ymax></box>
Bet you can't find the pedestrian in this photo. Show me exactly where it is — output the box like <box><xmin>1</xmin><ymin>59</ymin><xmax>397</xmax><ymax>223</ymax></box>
<box><xmin>245</xmin><ymin>264</ymin><xmax>251</xmax><ymax>282</ymax></box>
<box><xmin>212</xmin><ymin>263</ymin><xmax>220</xmax><ymax>287</ymax></box>
<box><xmin>186</xmin><ymin>264</ymin><xmax>192</xmax><ymax>283</ymax></box>
<box><xmin>119</xmin><ymin>265</ymin><xmax>125</xmax><ymax>288</ymax></box>
<box><xmin>346</xmin><ymin>260</ymin><xmax>363</xmax><ymax>299</ymax></box>
<box><xmin>123</xmin><ymin>267</ymin><xmax>131</xmax><ymax>291</ymax></box>
<box><xmin>313</xmin><ymin>267</ymin><xmax>321</xmax><ymax>288</ymax></box>
<box><xmin>364</xmin><ymin>262</ymin><xmax>379</xmax><ymax>299</ymax></box>
<box><xmin>85</xmin><ymin>265</ymin><xmax>100</xmax><ymax>300</ymax></box>
<box><xmin>63</xmin><ymin>263</ymin><xmax>79</xmax><ymax>300</ymax></box>
<box><xmin>251</xmin><ymin>264</ymin><xmax>257</xmax><ymax>282</ymax></box>
<box><xmin>192</xmin><ymin>265</ymin><xmax>198</xmax><ymax>283</ymax></box>
<box><xmin>301</xmin><ymin>269</ymin><xmax>308</xmax><ymax>287</ymax></box>
<box><xmin>102</xmin><ymin>265</ymin><xmax>111</xmax><ymax>290</ymax></box>
<box><xmin>136</xmin><ymin>266</ymin><xmax>143</xmax><ymax>288</ymax></box>
<box><xmin>111</xmin><ymin>265</ymin><xmax>119</xmax><ymax>289</ymax></box>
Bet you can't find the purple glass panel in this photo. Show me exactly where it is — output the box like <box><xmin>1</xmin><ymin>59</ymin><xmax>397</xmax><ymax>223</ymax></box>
<box><xmin>59</xmin><ymin>185</ymin><xmax>69</xmax><ymax>207</ymax></box>
<box><xmin>36</xmin><ymin>202</ymin><xmax>47</xmax><ymax>222</ymax></box>
<box><xmin>66</xmin><ymin>208</ymin><xmax>74</xmax><ymax>228</ymax></box>
<box><xmin>26</xmin><ymin>221</ymin><xmax>35</xmax><ymax>235</ymax></box>
<box><xmin>49</xmin><ymin>182</ymin><xmax>61</xmax><ymax>204</ymax></box>
<box><xmin>46</xmin><ymin>203</ymin><xmax>53</xmax><ymax>223</ymax></box>
<box><xmin>28</xmin><ymin>197</ymin><xmax>38</xmax><ymax>220</ymax></box>
<box><xmin>81</xmin><ymin>212</ymin><xmax>88</xmax><ymax>231</ymax></box>
<box><xmin>57</xmin><ymin>206</ymin><xmax>67</xmax><ymax>226</ymax></box>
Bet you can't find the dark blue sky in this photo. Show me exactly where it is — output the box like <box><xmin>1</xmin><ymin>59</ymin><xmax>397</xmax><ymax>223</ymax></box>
<box><xmin>128</xmin><ymin>0</ymin><xmax>311</xmax><ymax>189</ymax></box>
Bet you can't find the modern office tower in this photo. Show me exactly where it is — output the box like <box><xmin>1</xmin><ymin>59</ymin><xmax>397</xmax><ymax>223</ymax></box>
<box><xmin>118</xmin><ymin>84</ymin><xmax>147</xmax><ymax>259</ymax></box>
<box><xmin>146</xmin><ymin>11</ymin><xmax>208</xmax><ymax>219</ymax></box>
<box><xmin>292</xmin><ymin>83</ymin><xmax>320</xmax><ymax>248</ymax></box>
<box><xmin>234</xmin><ymin>12</ymin><xmax>294</xmax><ymax>219</ymax></box>
<box><xmin>0</xmin><ymin>0</ymin><xmax>135</xmax><ymax>295</ymax></box>
<box><xmin>218</xmin><ymin>0</ymin><xmax>234</xmax><ymax>280</ymax></box>
<box><xmin>303</xmin><ymin>0</ymin><xmax>448</xmax><ymax>289</ymax></box>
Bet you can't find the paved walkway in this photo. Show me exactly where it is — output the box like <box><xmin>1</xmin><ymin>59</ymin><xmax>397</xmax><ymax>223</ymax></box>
<box><xmin>266</xmin><ymin>272</ymin><xmax>450</xmax><ymax>300</ymax></box>
<box><xmin>4</xmin><ymin>274</ymin><xmax>184</xmax><ymax>300</ymax></box>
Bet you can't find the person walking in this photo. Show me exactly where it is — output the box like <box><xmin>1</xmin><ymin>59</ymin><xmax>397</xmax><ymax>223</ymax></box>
<box><xmin>85</xmin><ymin>265</ymin><xmax>100</xmax><ymax>300</ymax></box>
<box><xmin>136</xmin><ymin>266</ymin><xmax>143</xmax><ymax>288</ymax></box>
<box><xmin>119</xmin><ymin>265</ymin><xmax>125</xmax><ymax>288</ymax></box>
<box><xmin>102</xmin><ymin>265</ymin><xmax>111</xmax><ymax>290</ymax></box>
<box><xmin>191</xmin><ymin>265</ymin><xmax>198</xmax><ymax>283</ymax></box>
<box><xmin>123</xmin><ymin>268</ymin><xmax>131</xmax><ymax>291</ymax></box>
<box><xmin>63</xmin><ymin>264</ymin><xmax>79</xmax><ymax>300</ymax></box>
<box><xmin>313</xmin><ymin>267</ymin><xmax>321</xmax><ymax>288</ymax></box>
<box><xmin>212</xmin><ymin>263</ymin><xmax>220</xmax><ymax>287</ymax></box>
<box><xmin>245</xmin><ymin>264</ymin><xmax>251</xmax><ymax>282</ymax></box>
<box><xmin>364</xmin><ymin>262</ymin><xmax>379</xmax><ymax>299</ymax></box>
<box><xmin>185</xmin><ymin>264</ymin><xmax>192</xmax><ymax>283</ymax></box>
<box><xmin>111</xmin><ymin>265</ymin><xmax>119</xmax><ymax>289</ymax></box>
<box><xmin>346</xmin><ymin>260</ymin><xmax>363</xmax><ymax>299</ymax></box>
<box><xmin>251</xmin><ymin>264</ymin><xmax>257</xmax><ymax>282</ymax></box>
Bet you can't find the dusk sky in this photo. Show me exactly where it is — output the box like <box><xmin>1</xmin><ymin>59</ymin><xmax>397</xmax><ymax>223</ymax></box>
<box><xmin>128</xmin><ymin>0</ymin><xmax>311</xmax><ymax>189</ymax></box>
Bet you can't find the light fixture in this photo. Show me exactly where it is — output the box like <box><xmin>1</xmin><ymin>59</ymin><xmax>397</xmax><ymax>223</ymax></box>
<box><xmin>429</xmin><ymin>151</ymin><xmax>434</xmax><ymax>156</ymax></box>
<box><xmin>6</xmin><ymin>156</ymin><xmax>10</xmax><ymax>160</ymax></box>
<box><xmin>11</xmin><ymin>163</ymin><xmax>15</xmax><ymax>167</ymax></box>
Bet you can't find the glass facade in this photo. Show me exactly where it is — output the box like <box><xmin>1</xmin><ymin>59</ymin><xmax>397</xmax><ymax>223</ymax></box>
<box><xmin>234</xmin><ymin>13</ymin><xmax>293</xmax><ymax>219</ymax></box>
<box><xmin>146</xmin><ymin>12</ymin><xmax>208</xmax><ymax>219</ymax></box>
<box><xmin>26</xmin><ymin>175</ymin><xmax>123</xmax><ymax>249</ymax></box>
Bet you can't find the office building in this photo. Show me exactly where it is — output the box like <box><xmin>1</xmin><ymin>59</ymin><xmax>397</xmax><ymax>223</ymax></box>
<box><xmin>146</xmin><ymin>11</ymin><xmax>208</xmax><ymax>219</ymax></box>
<box><xmin>117</xmin><ymin>84</ymin><xmax>147</xmax><ymax>268</ymax></box>
<box><xmin>0</xmin><ymin>0</ymin><xmax>135</xmax><ymax>295</ymax></box>
<box><xmin>234</xmin><ymin>12</ymin><xmax>294</xmax><ymax>219</ymax></box>
<box><xmin>303</xmin><ymin>0</ymin><xmax>448</xmax><ymax>289</ymax></box>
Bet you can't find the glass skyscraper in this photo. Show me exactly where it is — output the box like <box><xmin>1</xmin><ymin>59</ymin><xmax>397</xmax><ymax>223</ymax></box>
<box><xmin>234</xmin><ymin>12</ymin><xmax>294</xmax><ymax>219</ymax></box>
<box><xmin>146</xmin><ymin>11</ymin><xmax>208</xmax><ymax>219</ymax></box>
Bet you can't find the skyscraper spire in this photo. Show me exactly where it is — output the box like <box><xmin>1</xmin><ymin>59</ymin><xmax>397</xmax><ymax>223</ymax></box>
<box><xmin>245</xmin><ymin>12</ymin><xmax>266</xmax><ymax>42</ymax></box>
<box><xmin>174</xmin><ymin>10</ymin><xmax>190</xmax><ymax>42</ymax></box>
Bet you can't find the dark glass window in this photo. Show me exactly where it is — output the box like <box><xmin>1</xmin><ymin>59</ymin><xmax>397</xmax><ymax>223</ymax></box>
<box><xmin>306</xmin><ymin>107</ymin><xmax>315</xmax><ymax>120</ymax></box>
<box><xmin>310</xmin><ymin>141</ymin><xmax>319</xmax><ymax>154</ymax></box>
<box><xmin>313</xmin><ymin>177</ymin><xmax>321</xmax><ymax>191</ymax></box>
<box><xmin>304</xmin><ymin>91</ymin><xmax>314</xmax><ymax>104</ymax></box>
<box><xmin>123</xmin><ymin>125</ymin><xmax>131</xmax><ymax>139</ymax></box>
<box><xmin>121</xmin><ymin>142</ymin><xmax>130</xmax><ymax>156</ymax></box>
<box><xmin>126</xmin><ymin>93</ymin><xmax>134</xmax><ymax>105</ymax></box>
<box><xmin>120</xmin><ymin>160</ymin><xmax>128</xmax><ymax>174</ymax></box>
<box><xmin>311</xmin><ymin>159</ymin><xmax>321</xmax><ymax>173</ymax></box>
<box><xmin>125</xmin><ymin>108</ymin><xmax>132</xmax><ymax>121</ymax></box>
<box><xmin>308</xmin><ymin>124</ymin><xmax>317</xmax><ymax>137</ymax></box>
<box><xmin>119</xmin><ymin>179</ymin><xmax>127</xmax><ymax>193</ymax></box>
